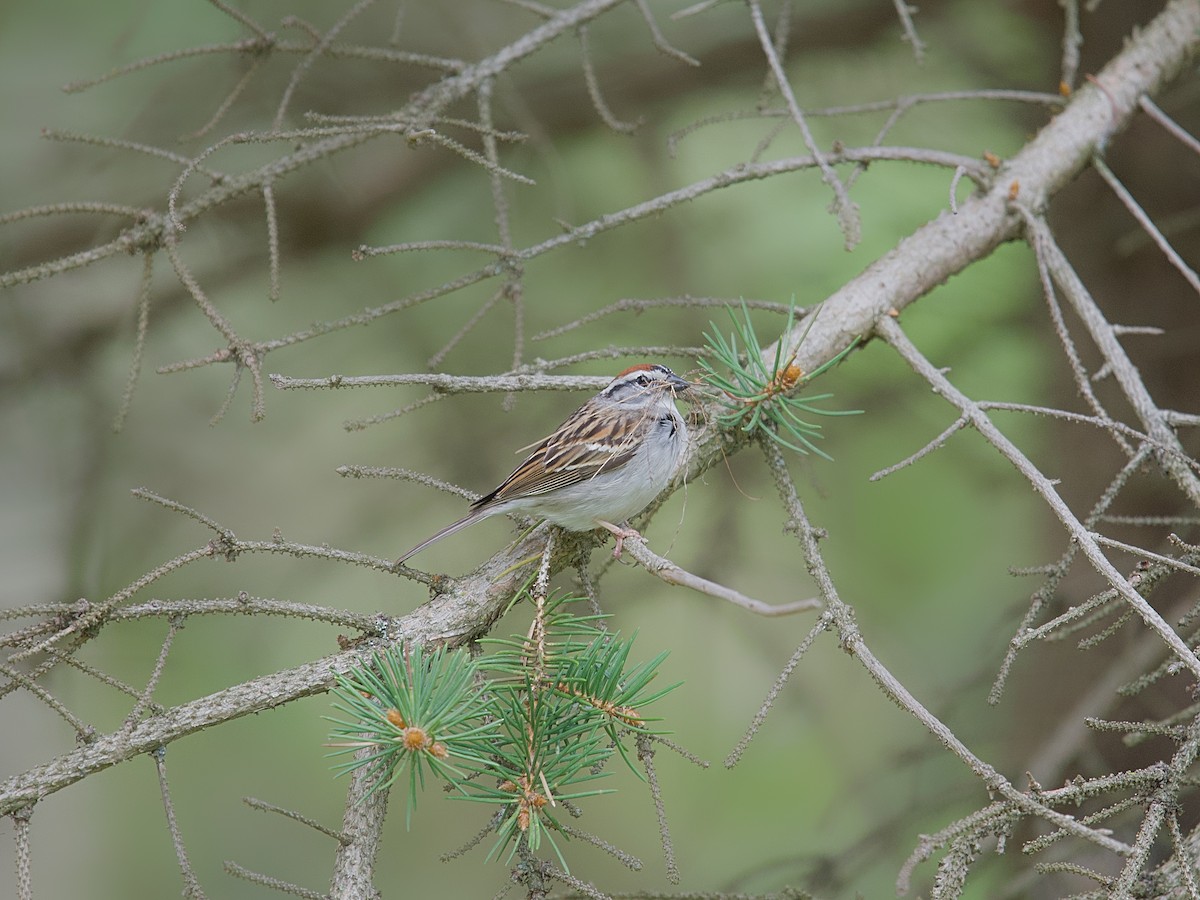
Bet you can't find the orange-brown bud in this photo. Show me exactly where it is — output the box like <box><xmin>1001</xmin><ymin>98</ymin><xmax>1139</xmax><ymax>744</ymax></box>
<box><xmin>401</xmin><ymin>726</ymin><xmax>430</xmax><ymax>751</ymax></box>
<box><xmin>780</xmin><ymin>363</ymin><xmax>804</xmax><ymax>391</ymax></box>
<box><xmin>385</xmin><ymin>708</ymin><xmax>405</xmax><ymax>729</ymax></box>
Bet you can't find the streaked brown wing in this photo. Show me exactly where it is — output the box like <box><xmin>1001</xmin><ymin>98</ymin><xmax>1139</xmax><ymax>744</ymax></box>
<box><xmin>475</xmin><ymin>401</ymin><xmax>644</xmax><ymax>506</ymax></box>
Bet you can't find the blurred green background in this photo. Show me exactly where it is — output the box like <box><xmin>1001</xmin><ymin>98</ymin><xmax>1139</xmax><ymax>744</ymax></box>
<box><xmin>0</xmin><ymin>0</ymin><xmax>1137</xmax><ymax>896</ymax></box>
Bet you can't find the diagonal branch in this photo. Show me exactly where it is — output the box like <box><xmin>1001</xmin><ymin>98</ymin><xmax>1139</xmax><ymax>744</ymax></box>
<box><xmin>620</xmin><ymin>536</ymin><xmax>820</xmax><ymax>616</ymax></box>
<box><xmin>757</xmin><ymin>436</ymin><xmax>1134</xmax><ymax>863</ymax></box>
<box><xmin>0</xmin><ymin>525</ymin><xmax>548</xmax><ymax>816</ymax></box>
<box><xmin>877</xmin><ymin>314</ymin><xmax>1200</xmax><ymax>682</ymax></box>
<box><xmin>755</xmin><ymin>0</ymin><xmax>1200</xmax><ymax>391</ymax></box>
<box><xmin>1022</xmin><ymin>213</ymin><xmax>1200</xmax><ymax>509</ymax></box>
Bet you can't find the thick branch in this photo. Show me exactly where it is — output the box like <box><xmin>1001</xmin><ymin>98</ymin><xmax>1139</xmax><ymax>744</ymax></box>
<box><xmin>758</xmin><ymin>0</ymin><xmax>1200</xmax><ymax>382</ymax></box>
<box><xmin>329</xmin><ymin>748</ymin><xmax>391</xmax><ymax>900</ymax></box>
<box><xmin>0</xmin><ymin>528</ymin><xmax>547</xmax><ymax>815</ymax></box>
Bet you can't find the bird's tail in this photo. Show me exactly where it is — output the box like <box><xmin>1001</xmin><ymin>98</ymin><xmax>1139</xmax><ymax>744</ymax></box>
<box><xmin>394</xmin><ymin>507</ymin><xmax>492</xmax><ymax>565</ymax></box>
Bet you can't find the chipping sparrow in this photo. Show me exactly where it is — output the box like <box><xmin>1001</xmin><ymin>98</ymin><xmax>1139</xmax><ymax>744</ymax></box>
<box><xmin>396</xmin><ymin>364</ymin><xmax>690</xmax><ymax>564</ymax></box>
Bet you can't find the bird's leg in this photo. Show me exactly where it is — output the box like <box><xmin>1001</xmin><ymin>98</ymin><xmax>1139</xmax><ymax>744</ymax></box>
<box><xmin>595</xmin><ymin>520</ymin><xmax>641</xmax><ymax>558</ymax></box>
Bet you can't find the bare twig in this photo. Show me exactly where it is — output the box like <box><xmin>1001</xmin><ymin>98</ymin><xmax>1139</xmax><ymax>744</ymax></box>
<box><xmin>578</xmin><ymin>25</ymin><xmax>639</xmax><ymax>134</ymax></box>
<box><xmin>635</xmin><ymin>734</ymin><xmax>679</xmax><ymax>884</ymax></box>
<box><xmin>1139</xmin><ymin>95</ymin><xmax>1200</xmax><ymax>157</ymax></box>
<box><xmin>125</xmin><ymin>618</ymin><xmax>184</xmax><ymax>729</ymax></box>
<box><xmin>154</xmin><ymin>748</ymin><xmax>207</xmax><ymax>899</ymax></box>
<box><xmin>632</xmin><ymin>0</ymin><xmax>698</xmax><ymax>66</ymax></box>
<box><xmin>725</xmin><ymin>612</ymin><xmax>831</xmax><ymax>767</ymax></box>
<box><xmin>1060</xmin><ymin>0</ymin><xmax>1082</xmax><ymax>91</ymax></box>
<box><xmin>262</xmin><ymin>180</ymin><xmax>282</xmax><ymax>301</ymax></box>
<box><xmin>243</xmin><ymin>798</ymin><xmax>349</xmax><ymax>846</ymax></box>
<box><xmin>112</xmin><ymin>251</ymin><xmax>155</xmax><ymax>432</ymax></box>
<box><xmin>272</xmin><ymin>0</ymin><xmax>378</xmax><ymax>130</ymax></box>
<box><xmin>747</xmin><ymin>0</ymin><xmax>861</xmax><ymax>248</ymax></box>
<box><xmin>271</xmin><ymin>371</ymin><xmax>609</xmax><ymax>393</ymax></box>
<box><xmin>1092</xmin><ymin>155</ymin><xmax>1200</xmax><ymax>298</ymax></box>
<box><xmin>224</xmin><ymin>862</ymin><xmax>329</xmax><ymax>899</ymax></box>
<box><xmin>890</xmin><ymin>0</ymin><xmax>926</xmax><ymax>62</ymax></box>
<box><xmin>621</xmin><ymin>535</ymin><xmax>820</xmax><ymax>616</ymax></box>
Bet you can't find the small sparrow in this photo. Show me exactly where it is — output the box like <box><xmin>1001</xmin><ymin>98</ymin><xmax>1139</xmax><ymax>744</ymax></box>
<box><xmin>396</xmin><ymin>364</ymin><xmax>691</xmax><ymax>564</ymax></box>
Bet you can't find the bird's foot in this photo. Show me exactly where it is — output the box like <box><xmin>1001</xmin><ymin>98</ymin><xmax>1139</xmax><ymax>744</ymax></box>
<box><xmin>596</xmin><ymin>520</ymin><xmax>642</xmax><ymax>558</ymax></box>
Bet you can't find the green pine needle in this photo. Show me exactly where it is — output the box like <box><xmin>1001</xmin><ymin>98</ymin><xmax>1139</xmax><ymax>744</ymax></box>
<box><xmin>326</xmin><ymin>595</ymin><xmax>682</xmax><ymax>869</ymax></box>
<box><xmin>326</xmin><ymin>644</ymin><xmax>495</xmax><ymax>828</ymax></box>
<box><xmin>698</xmin><ymin>300</ymin><xmax>862</xmax><ymax>458</ymax></box>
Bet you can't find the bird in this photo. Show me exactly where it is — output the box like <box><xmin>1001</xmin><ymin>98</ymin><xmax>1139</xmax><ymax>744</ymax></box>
<box><xmin>396</xmin><ymin>363</ymin><xmax>691</xmax><ymax>565</ymax></box>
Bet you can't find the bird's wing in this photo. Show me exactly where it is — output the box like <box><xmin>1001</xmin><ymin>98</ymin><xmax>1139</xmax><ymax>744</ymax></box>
<box><xmin>475</xmin><ymin>402</ymin><xmax>647</xmax><ymax>506</ymax></box>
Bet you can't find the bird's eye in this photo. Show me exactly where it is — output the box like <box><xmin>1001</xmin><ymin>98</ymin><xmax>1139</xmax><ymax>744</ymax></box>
<box><xmin>636</xmin><ymin>375</ymin><xmax>650</xmax><ymax>386</ymax></box>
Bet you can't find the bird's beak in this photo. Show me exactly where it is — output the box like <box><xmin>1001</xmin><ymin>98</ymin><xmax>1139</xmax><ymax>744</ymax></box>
<box><xmin>667</xmin><ymin>372</ymin><xmax>691</xmax><ymax>394</ymax></box>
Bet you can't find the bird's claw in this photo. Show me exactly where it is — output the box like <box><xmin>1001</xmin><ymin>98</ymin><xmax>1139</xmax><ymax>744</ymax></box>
<box><xmin>610</xmin><ymin>526</ymin><xmax>641</xmax><ymax>559</ymax></box>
